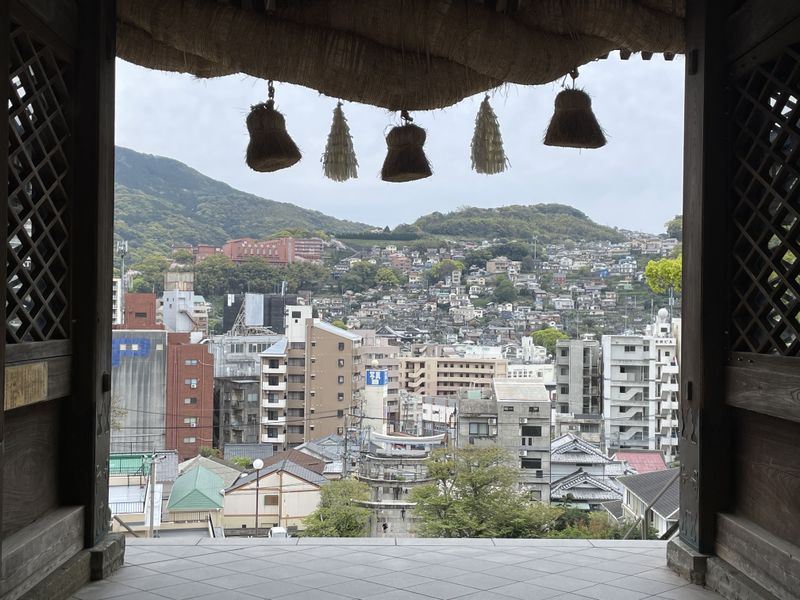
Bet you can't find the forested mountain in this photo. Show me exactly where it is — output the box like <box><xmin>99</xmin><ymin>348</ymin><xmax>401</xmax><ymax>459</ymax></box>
<box><xmin>114</xmin><ymin>146</ymin><xmax>373</xmax><ymax>260</ymax></box>
<box><xmin>410</xmin><ymin>205</ymin><xmax>624</xmax><ymax>243</ymax></box>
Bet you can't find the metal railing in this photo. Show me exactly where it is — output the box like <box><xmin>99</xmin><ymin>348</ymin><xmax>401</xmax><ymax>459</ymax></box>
<box><xmin>110</xmin><ymin>501</ymin><xmax>145</xmax><ymax>514</ymax></box>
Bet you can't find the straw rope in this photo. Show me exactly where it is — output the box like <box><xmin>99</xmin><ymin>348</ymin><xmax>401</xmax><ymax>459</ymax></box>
<box><xmin>117</xmin><ymin>0</ymin><xmax>685</xmax><ymax>111</ymax></box>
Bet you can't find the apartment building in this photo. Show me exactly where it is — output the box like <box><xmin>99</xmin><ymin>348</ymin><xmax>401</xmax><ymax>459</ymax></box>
<box><xmin>602</xmin><ymin>309</ymin><xmax>680</xmax><ymax>461</ymax></box>
<box><xmin>112</xmin><ymin>277</ymin><xmax>123</xmax><ymax>325</ymax></box>
<box><xmin>399</xmin><ymin>355</ymin><xmax>507</xmax><ymax>397</ymax></box>
<box><xmin>553</xmin><ymin>336</ymin><xmax>603</xmax><ymax>444</ymax></box>
<box><xmin>354</xmin><ymin>330</ymin><xmax>400</xmax><ymax>429</ymax></box>
<box><xmin>260</xmin><ymin>306</ymin><xmax>363</xmax><ymax>452</ymax></box>
<box><xmin>121</xmin><ymin>292</ymin><xmax>159</xmax><ymax>329</ymax></box>
<box><xmin>456</xmin><ymin>380</ymin><xmax>551</xmax><ymax>501</ymax></box>
<box><xmin>165</xmin><ymin>333</ymin><xmax>215</xmax><ymax>460</ymax></box>
<box><xmin>215</xmin><ymin>376</ymin><xmax>260</xmax><ymax>447</ymax></box>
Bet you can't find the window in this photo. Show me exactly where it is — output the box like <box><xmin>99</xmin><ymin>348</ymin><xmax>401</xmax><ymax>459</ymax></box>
<box><xmin>287</xmin><ymin>408</ymin><xmax>304</xmax><ymax>417</ymax></box>
<box><xmin>580</xmin><ymin>423</ymin><xmax>600</xmax><ymax>433</ymax></box>
<box><xmin>287</xmin><ymin>425</ymin><xmax>304</xmax><ymax>434</ymax></box>
<box><xmin>184</xmin><ymin>397</ymin><xmax>197</xmax><ymax>405</ymax></box>
<box><xmin>337</xmin><ymin>358</ymin><xmax>345</xmax><ymax>368</ymax></box>
<box><xmin>134</xmin><ymin>311</ymin><xmax>147</xmax><ymax>318</ymax></box>
<box><xmin>619</xmin><ymin>386</ymin><xmax>627</xmax><ymax>393</ymax></box>
<box><xmin>185</xmin><ymin>378</ymin><xmax>198</xmax><ymax>387</ymax></box>
<box><xmin>559</xmin><ymin>403</ymin><xmax>569</xmax><ymax>414</ymax></box>
<box><xmin>183</xmin><ymin>437</ymin><xmax>196</xmax><ymax>443</ymax></box>
<box><xmin>230</xmin><ymin>343</ymin><xmax>245</xmax><ymax>353</ymax></box>
<box><xmin>288</xmin><ymin>391</ymin><xmax>304</xmax><ymax>400</ymax></box>
<box><xmin>521</xmin><ymin>425</ymin><xmax>542</xmax><ymax>437</ymax></box>
<box><xmin>560</xmin><ymin>385</ymin><xmax>568</xmax><ymax>395</ymax></box>
<box><xmin>288</xmin><ymin>358</ymin><xmax>305</xmax><ymax>367</ymax></box>
<box><xmin>292</xmin><ymin>311</ymin><xmax>301</xmax><ymax>318</ymax></box>
<box><xmin>469</xmin><ymin>422</ymin><xmax>489</xmax><ymax>435</ymax></box>
<box><xmin>338</xmin><ymin>342</ymin><xmax>345</xmax><ymax>351</ymax></box>
<box><xmin>184</xmin><ymin>359</ymin><xmax>198</xmax><ymax>366</ymax></box>
<box><xmin>337</xmin><ymin>375</ymin><xmax>345</xmax><ymax>384</ymax></box>
<box><xmin>337</xmin><ymin>392</ymin><xmax>345</xmax><ymax>401</ymax></box>
<box><xmin>264</xmin><ymin>495</ymin><xmax>279</xmax><ymax>506</ymax></box>
<box><xmin>529</xmin><ymin>406</ymin><xmax>539</xmax><ymax>413</ymax></box>
<box><xmin>337</xmin><ymin>410</ymin><xmax>344</xmax><ymax>417</ymax></box>
<box><xmin>619</xmin><ymin>366</ymin><xmax>627</xmax><ymax>373</ymax></box>
<box><xmin>503</xmin><ymin>406</ymin><xmax>514</xmax><ymax>412</ymax></box>
<box><xmin>288</xmin><ymin>374</ymin><xmax>305</xmax><ymax>383</ymax></box>
<box><xmin>560</xmin><ymin>367</ymin><xmax>568</xmax><ymax>375</ymax></box>
<box><xmin>290</xmin><ymin>342</ymin><xmax>305</xmax><ymax>350</ymax></box>
<box><xmin>521</xmin><ymin>458</ymin><xmax>542</xmax><ymax>469</ymax></box>
<box><xmin>560</xmin><ymin>349</ymin><xmax>568</xmax><ymax>357</ymax></box>
<box><xmin>183</xmin><ymin>417</ymin><xmax>197</xmax><ymax>425</ymax></box>
<box><xmin>624</xmin><ymin>345</ymin><xmax>636</xmax><ymax>352</ymax></box>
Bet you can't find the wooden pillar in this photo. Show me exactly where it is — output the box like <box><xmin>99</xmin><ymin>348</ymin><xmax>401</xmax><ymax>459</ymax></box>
<box><xmin>0</xmin><ymin>0</ymin><xmax>9</xmax><ymax>571</ymax></box>
<box><xmin>678</xmin><ymin>0</ymin><xmax>733</xmax><ymax>554</ymax></box>
<box><xmin>63</xmin><ymin>0</ymin><xmax>116</xmax><ymax>547</ymax></box>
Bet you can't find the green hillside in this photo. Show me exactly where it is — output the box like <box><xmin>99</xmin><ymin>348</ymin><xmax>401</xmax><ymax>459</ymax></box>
<box><xmin>411</xmin><ymin>204</ymin><xmax>624</xmax><ymax>243</ymax></box>
<box><xmin>114</xmin><ymin>146</ymin><xmax>374</xmax><ymax>261</ymax></box>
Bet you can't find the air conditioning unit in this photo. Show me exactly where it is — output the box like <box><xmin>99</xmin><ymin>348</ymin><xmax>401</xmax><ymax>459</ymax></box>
<box><xmin>190</xmin><ymin>383</ymin><xmax>197</xmax><ymax>389</ymax></box>
<box><xmin>310</xmin><ymin>408</ymin><xmax>315</xmax><ymax>413</ymax></box>
<box><xmin>518</xmin><ymin>450</ymin><xmax>527</xmax><ymax>457</ymax></box>
<box><xmin>520</xmin><ymin>418</ymin><xmax>528</xmax><ymax>424</ymax></box>
<box><xmin>189</xmin><ymin>422</ymin><xmax>197</xmax><ymax>428</ymax></box>
<box><xmin>488</xmin><ymin>417</ymin><xmax>497</xmax><ymax>425</ymax></box>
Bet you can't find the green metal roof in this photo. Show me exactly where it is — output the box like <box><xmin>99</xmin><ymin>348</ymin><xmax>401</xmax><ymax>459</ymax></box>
<box><xmin>109</xmin><ymin>454</ymin><xmax>150</xmax><ymax>476</ymax></box>
<box><xmin>167</xmin><ymin>465</ymin><xmax>223</xmax><ymax>511</ymax></box>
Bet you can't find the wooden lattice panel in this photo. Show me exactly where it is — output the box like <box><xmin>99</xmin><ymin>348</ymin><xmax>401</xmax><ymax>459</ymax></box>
<box><xmin>7</xmin><ymin>21</ymin><xmax>71</xmax><ymax>343</ymax></box>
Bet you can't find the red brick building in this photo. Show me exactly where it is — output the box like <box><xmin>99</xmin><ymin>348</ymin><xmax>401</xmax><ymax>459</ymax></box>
<box><xmin>222</xmin><ymin>237</ymin><xmax>323</xmax><ymax>265</ymax></box>
<box><xmin>165</xmin><ymin>333</ymin><xmax>214</xmax><ymax>460</ymax></box>
<box><xmin>118</xmin><ymin>293</ymin><xmax>160</xmax><ymax>329</ymax></box>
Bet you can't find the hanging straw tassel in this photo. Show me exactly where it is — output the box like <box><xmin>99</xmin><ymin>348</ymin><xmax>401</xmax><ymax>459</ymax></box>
<box><xmin>381</xmin><ymin>111</ymin><xmax>432</xmax><ymax>183</ymax></box>
<box><xmin>246</xmin><ymin>81</ymin><xmax>301</xmax><ymax>172</ymax></box>
<box><xmin>322</xmin><ymin>102</ymin><xmax>358</xmax><ymax>181</ymax></box>
<box><xmin>543</xmin><ymin>88</ymin><xmax>606</xmax><ymax>149</ymax></box>
<box><xmin>471</xmin><ymin>95</ymin><xmax>508</xmax><ymax>174</ymax></box>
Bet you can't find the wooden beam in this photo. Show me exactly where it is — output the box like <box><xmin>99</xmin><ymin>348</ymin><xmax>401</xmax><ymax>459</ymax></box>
<box><xmin>725</xmin><ymin>353</ymin><xmax>800</xmax><ymax>424</ymax></box>
<box><xmin>64</xmin><ymin>0</ymin><xmax>115</xmax><ymax>548</ymax></box>
<box><xmin>679</xmin><ymin>0</ymin><xmax>734</xmax><ymax>555</ymax></box>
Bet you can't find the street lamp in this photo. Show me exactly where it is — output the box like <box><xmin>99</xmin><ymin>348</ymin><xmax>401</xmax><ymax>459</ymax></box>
<box><xmin>252</xmin><ymin>458</ymin><xmax>264</xmax><ymax>537</ymax></box>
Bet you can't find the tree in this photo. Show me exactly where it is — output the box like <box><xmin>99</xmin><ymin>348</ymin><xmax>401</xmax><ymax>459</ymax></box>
<box><xmin>130</xmin><ymin>253</ymin><xmax>171</xmax><ymax>294</ymax></box>
<box><xmin>339</xmin><ymin>261</ymin><xmax>379</xmax><ymax>293</ymax></box>
<box><xmin>530</xmin><ymin>327</ymin><xmax>568</xmax><ymax>355</ymax></box>
<box><xmin>303</xmin><ymin>479</ymin><xmax>371</xmax><ymax>537</ymax></box>
<box><xmin>665</xmin><ymin>215</ymin><xmax>683</xmax><ymax>241</ymax></box>
<box><xmin>427</xmin><ymin>259</ymin><xmax>464</xmax><ymax>283</ymax></box>
<box><xmin>493</xmin><ymin>276</ymin><xmax>518</xmax><ymax>304</ymax></box>
<box><xmin>171</xmin><ymin>249</ymin><xmax>195</xmax><ymax>266</ymax></box>
<box><xmin>644</xmin><ymin>256</ymin><xmax>682</xmax><ymax>294</ymax></box>
<box><xmin>194</xmin><ymin>254</ymin><xmax>236</xmax><ymax>296</ymax></box>
<box><xmin>199</xmin><ymin>446</ymin><xmax>221</xmax><ymax>458</ymax></box>
<box><xmin>374</xmin><ymin>267</ymin><xmax>401</xmax><ymax>289</ymax></box>
<box><xmin>331</xmin><ymin>319</ymin><xmax>348</xmax><ymax>330</ymax></box>
<box><xmin>227</xmin><ymin>456</ymin><xmax>252</xmax><ymax>469</ymax></box>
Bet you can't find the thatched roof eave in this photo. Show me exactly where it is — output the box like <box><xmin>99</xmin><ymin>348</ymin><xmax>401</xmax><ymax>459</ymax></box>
<box><xmin>117</xmin><ymin>0</ymin><xmax>685</xmax><ymax>111</ymax></box>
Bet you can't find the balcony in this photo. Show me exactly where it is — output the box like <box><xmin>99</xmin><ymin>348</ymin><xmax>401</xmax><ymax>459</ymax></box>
<box><xmin>661</xmin><ymin>364</ymin><xmax>680</xmax><ymax>375</ymax></box>
<box><xmin>262</xmin><ymin>363</ymin><xmax>287</xmax><ymax>374</ymax></box>
<box><xmin>77</xmin><ymin>538</ymin><xmax>722</xmax><ymax>600</ymax></box>
<box><xmin>262</xmin><ymin>380</ymin><xmax>287</xmax><ymax>392</ymax></box>
<box><xmin>262</xmin><ymin>397</ymin><xmax>286</xmax><ymax>409</ymax></box>
<box><xmin>661</xmin><ymin>400</ymin><xmax>680</xmax><ymax>412</ymax></box>
<box><xmin>261</xmin><ymin>415</ymin><xmax>286</xmax><ymax>425</ymax></box>
<box><xmin>661</xmin><ymin>435</ymin><xmax>680</xmax><ymax>446</ymax></box>
<box><xmin>261</xmin><ymin>433</ymin><xmax>285</xmax><ymax>443</ymax></box>
<box><xmin>661</xmin><ymin>382</ymin><xmax>679</xmax><ymax>393</ymax></box>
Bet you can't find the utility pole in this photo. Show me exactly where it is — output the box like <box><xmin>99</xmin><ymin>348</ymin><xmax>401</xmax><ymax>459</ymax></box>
<box><xmin>147</xmin><ymin>453</ymin><xmax>157</xmax><ymax>538</ymax></box>
<box><xmin>116</xmin><ymin>240</ymin><xmax>128</xmax><ymax>324</ymax></box>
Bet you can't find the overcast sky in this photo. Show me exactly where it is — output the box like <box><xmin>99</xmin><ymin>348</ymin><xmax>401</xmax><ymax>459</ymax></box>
<box><xmin>115</xmin><ymin>55</ymin><xmax>684</xmax><ymax>234</ymax></box>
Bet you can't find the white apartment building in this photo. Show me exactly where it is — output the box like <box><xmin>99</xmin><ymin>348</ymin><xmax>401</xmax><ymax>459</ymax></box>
<box><xmin>602</xmin><ymin>309</ymin><xmax>680</xmax><ymax>462</ymax></box>
<box><xmin>112</xmin><ymin>277</ymin><xmax>123</xmax><ymax>325</ymax></box>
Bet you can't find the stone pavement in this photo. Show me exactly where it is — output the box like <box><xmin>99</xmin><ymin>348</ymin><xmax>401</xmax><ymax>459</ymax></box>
<box><xmin>71</xmin><ymin>537</ymin><xmax>724</xmax><ymax>600</ymax></box>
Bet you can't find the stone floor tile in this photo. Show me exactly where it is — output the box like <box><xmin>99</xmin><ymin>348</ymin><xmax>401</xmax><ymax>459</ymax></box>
<box><xmin>635</xmin><ymin>567</ymin><xmax>691</xmax><ymax>587</ymax></box>
<box><xmin>440</xmin><ymin>557</ymin><xmax>499</xmax><ymax>572</ymax></box>
<box><xmin>72</xmin><ymin>581</ymin><xmax>139</xmax><ymax>600</ymax></box>
<box><xmin>558</xmin><ymin>567</ymin><xmax>624</xmax><ymax>584</ymax></box>
<box><xmin>122</xmin><ymin>572</ymin><xmax>188</xmax><ymax>591</ymax></box>
<box><xmin>444</xmin><ymin>570</ymin><xmax>516</xmax><ymax>591</ymax></box>
<box><xmin>366</xmin><ymin>590</ymin><xmax>445</xmax><ymax>600</ymax></box>
<box><xmin>137</xmin><ymin>557</ymin><xmax>199</xmax><ymax>573</ymax></box>
<box><xmin>363</xmin><ymin>570</ymin><xmax>435</xmax><ymax>589</ymax></box>
<box><xmin>289</xmin><ymin>572</ymin><xmax>354</xmax><ymax>589</ymax></box>
<box><xmin>278</xmin><ymin>590</ymin><xmax>351</xmax><ymax>600</ymax></box>
<box><xmin>238</xmin><ymin>580</ymin><xmax>309</xmax><ymax>598</ymax></box>
<box><xmin>513</xmin><ymin>559</ymin><xmax>576</xmax><ymax>574</ymax></box>
<box><xmin>152</xmin><ymin>580</ymin><xmax>226</xmax><ymax>600</ymax></box>
<box><xmin>333</xmin><ymin>563</ymin><xmax>391</xmax><ymax>579</ymax></box>
<box><xmin>457</xmin><ymin>592</ymin><xmax>519</xmax><ymax>600</ymax></box>
<box><xmin>404</xmin><ymin>580</ymin><xmax>482</xmax><ymax>599</ymax></box>
<box><xmin>491</xmin><ymin>581</ymin><xmax>565</xmax><ymax>600</ymax></box>
<box><xmin>654</xmin><ymin>585</ymin><xmax>728</xmax><ymax>600</ymax></box>
<box><xmin>365</xmin><ymin>557</ymin><xmax>427</xmax><ymax>571</ymax></box>
<box><xmin>194</xmin><ymin>591</ymin><xmax>260</xmax><ymax>600</ymax></box>
<box><xmin>404</xmin><ymin>564</ymin><xmax>471</xmax><ymax>580</ymax></box>
<box><xmin>104</xmin><ymin>592</ymin><xmax>173</xmax><ymax>600</ymax></box>
<box><xmin>572</xmin><ymin>582</ymin><xmax>650</xmax><ymax>600</ymax></box>
<box><xmin>526</xmin><ymin>573</ymin><xmax>595</xmax><ymax>593</ymax></box>
<box><xmin>320</xmin><ymin>579</ymin><xmax>394</xmax><ymax>599</ymax></box>
<box><xmin>190</xmin><ymin>550</ymin><xmax>251</xmax><ymax>565</ymax></box>
<box><xmin>200</xmin><ymin>572</ymin><xmax>271</xmax><ymax>590</ymax></box>
<box><xmin>171</xmin><ymin>564</ymin><xmax>238</xmax><ymax>581</ymax></box>
<box><xmin>483</xmin><ymin>564</ymin><xmax>546</xmax><ymax>582</ymax></box>
<box><xmin>604</xmin><ymin>574</ymin><xmax>683</xmax><ymax>595</ymax></box>
<box><xmin>104</xmin><ymin>565</ymin><xmax>158</xmax><ymax>582</ymax></box>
